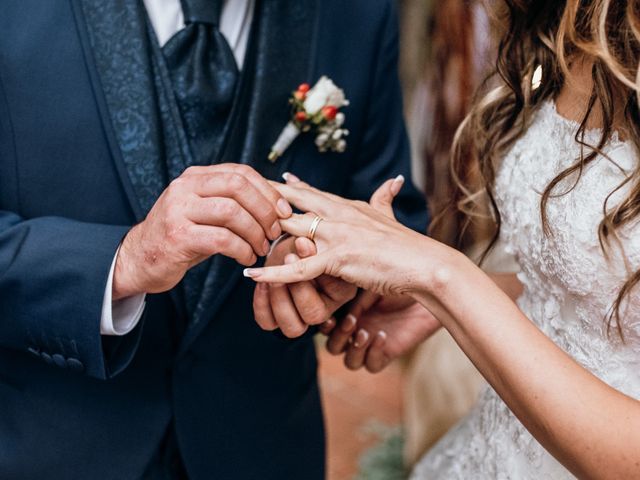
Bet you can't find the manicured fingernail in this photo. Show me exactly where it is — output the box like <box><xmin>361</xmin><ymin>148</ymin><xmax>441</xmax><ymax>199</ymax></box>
<box><xmin>277</xmin><ymin>198</ymin><xmax>293</xmax><ymax>217</ymax></box>
<box><xmin>354</xmin><ymin>329</ymin><xmax>369</xmax><ymax>348</ymax></box>
<box><xmin>324</xmin><ymin>318</ymin><xmax>336</xmax><ymax>329</ymax></box>
<box><xmin>391</xmin><ymin>175</ymin><xmax>405</xmax><ymax>196</ymax></box>
<box><xmin>282</xmin><ymin>172</ymin><xmax>301</xmax><ymax>183</ymax></box>
<box><xmin>243</xmin><ymin>268</ymin><xmax>260</xmax><ymax>278</ymax></box>
<box><xmin>373</xmin><ymin>331</ymin><xmax>387</xmax><ymax>347</ymax></box>
<box><xmin>271</xmin><ymin>221</ymin><xmax>281</xmax><ymax>238</ymax></box>
<box><xmin>341</xmin><ymin>314</ymin><xmax>357</xmax><ymax>332</ymax></box>
<box><xmin>262</xmin><ymin>239</ymin><xmax>270</xmax><ymax>256</ymax></box>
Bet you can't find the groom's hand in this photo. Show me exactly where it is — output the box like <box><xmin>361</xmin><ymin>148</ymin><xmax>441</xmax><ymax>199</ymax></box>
<box><xmin>113</xmin><ymin>164</ymin><xmax>292</xmax><ymax>300</ymax></box>
<box><xmin>253</xmin><ymin>236</ymin><xmax>357</xmax><ymax>338</ymax></box>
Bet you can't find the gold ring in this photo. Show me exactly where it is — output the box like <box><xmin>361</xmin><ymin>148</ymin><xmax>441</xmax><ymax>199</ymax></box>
<box><xmin>307</xmin><ymin>215</ymin><xmax>324</xmax><ymax>241</ymax></box>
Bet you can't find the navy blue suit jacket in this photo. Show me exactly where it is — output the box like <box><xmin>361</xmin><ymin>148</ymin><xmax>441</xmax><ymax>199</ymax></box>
<box><xmin>0</xmin><ymin>1</ymin><xmax>428</xmax><ymax>479</ymax></box>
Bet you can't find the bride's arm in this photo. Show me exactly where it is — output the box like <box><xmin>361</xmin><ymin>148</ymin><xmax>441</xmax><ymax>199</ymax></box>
<box><xmin>411</xmin><ymin>250</ymin><xmax>640</xmax><ymax>480</ymax></box>
<box><xmin>245</xmin><ymin>181</ymin><xmax>640</xmax><ymax>479</ymax></box>
<box><xmin>487</xmin><ymin>272</ymin><xmax>523</xmax><ymax>301</ymax></box>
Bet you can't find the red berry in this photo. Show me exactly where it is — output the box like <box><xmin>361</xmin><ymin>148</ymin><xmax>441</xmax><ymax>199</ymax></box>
<box><xmin>294</xmin><ymin>91</ymin><xmax>305</xmax><ymax>101</ymax></box>
<box><xmin>295</xmin><ymin>111</ymin><xmax>308</xmax><ymax>122</ymax></box>
<box><xmin>322</xmin><ymin>106</ymin><xmax>338</xmax><ymax>120</ymax></box>
<box><xmin>298</xmin><ymin>83</ymin><xmax>311</xmax><ymax>93</ymax></box>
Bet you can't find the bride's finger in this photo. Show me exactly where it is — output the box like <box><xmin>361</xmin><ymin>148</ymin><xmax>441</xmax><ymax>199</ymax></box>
<box><xmin>365</xmin><ymin>332</ymin><xmax>390</xmax><ymax>373</ymax></box>
<box><xmin>369</xmin><ymin>175</ymin><xmax>404</xmax><ymax>219</ymax></box>
<box><xmin>344</xmin><ymin>329</ymin><xmax>372</xmax><ymax>370</ymax></box>
<box><xmin>279</xmin><ymin>213</ymin><xmax>332</xmax><ymax>242</ymax></box>
<box><xmin>270</xmin><ymin>183</ymin><xmax>338</xmax><ymax>217</ymax></box>
<box><xmin>243</xmin><ymin>252</ymin><xmax>330</xmax><ymax>283</ymax></box>
<box><xmin>281</xmin><ymin>173</ymin><xmax>349</xmax><ymax>204</ymax></box>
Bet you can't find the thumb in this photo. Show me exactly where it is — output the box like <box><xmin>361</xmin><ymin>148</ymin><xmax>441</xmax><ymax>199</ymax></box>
<box><xmin>294</xmin><ymin>237</ymin><xmax>318</xmax><ymax>259</ymax></box>
<box><xmin>369</xmin><ymin>175</ymin><xmax>404</xmax><ymax>219</ymax></box>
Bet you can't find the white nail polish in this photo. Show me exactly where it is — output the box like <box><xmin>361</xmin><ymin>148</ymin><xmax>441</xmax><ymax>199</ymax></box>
<box><xmin>390</xmin><ymin>175</ymin><xmax>405</xmax><ymax>196</ymax></box>
<box><xmin>282</xmin><ymin>172</ymin><xmax>290</xmax><ymax>182</ymax></box>
<box><xmin>243</xmin><ymin>269</ymin><xmax>255</xmax><ymax>278</ymax></box>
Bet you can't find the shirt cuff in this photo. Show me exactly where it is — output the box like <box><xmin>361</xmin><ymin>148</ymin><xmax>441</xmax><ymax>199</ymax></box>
<box><xmin>100</xmin><ymin>246</ymin><xmax>146</xmax><ymax>336</ymax></box>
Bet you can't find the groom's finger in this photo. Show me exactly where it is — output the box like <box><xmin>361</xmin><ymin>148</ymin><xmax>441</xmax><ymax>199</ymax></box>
<box><xmin>191</xmin><ymin>173</ymin><xmax>281</xmax><ymax>239</ymax></box>
<box><xmin>191</xmin><ymin>164</ymin><xmax>292</xmax><ymax>219</ymax></box>
<box><xmin>190</xmin><ymin>197</ymin><xmax>269</xmax><ymax>256</ymax></box>
<box><xmin>269</xmin><ymin>282</ymin><xmax>308</xmax><ymax>338</ymax></box>
<box><xmin>253</xmin><ymin>283</ymin><xmax>278</xmax><ymax>331</ymax></box>
<box><xmin>294</xmin><ymin>237</ymin><xmax>317</xmax><ymax>257</ymax></box>
<box><xmin>285</xmin><ymin>254</ymin><xmax>330</xmax><ymax>326</ymax></box>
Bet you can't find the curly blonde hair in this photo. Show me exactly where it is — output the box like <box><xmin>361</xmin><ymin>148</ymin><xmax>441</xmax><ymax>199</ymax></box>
<box><xmin>447</xmin><ymin>0</ymin><xmax>640</xmax><ymax>338</ymax></box>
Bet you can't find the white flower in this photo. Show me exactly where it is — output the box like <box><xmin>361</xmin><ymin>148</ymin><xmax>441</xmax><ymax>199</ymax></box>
<box><xmin>315</xmin><ymin>133</ymin><xmax>329</xmax><ymax>147</ymax></box>
<box><xmin>335</xmin><ymin>139</ymin><xmax>347</xmax><ymax>153</ymax></box>
<box><xmin>304</xmin><ymin>76</ymin><xmax>349</xmax><ymax>114</ymax></box>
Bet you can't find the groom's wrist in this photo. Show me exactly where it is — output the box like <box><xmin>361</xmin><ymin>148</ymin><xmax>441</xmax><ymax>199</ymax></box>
<box><xmin>112</xmin><ymin>228</ymin><xmax>145</xmax><ymax>301</ymax></box>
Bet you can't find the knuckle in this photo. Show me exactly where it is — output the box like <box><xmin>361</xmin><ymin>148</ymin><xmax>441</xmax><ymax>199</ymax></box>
<box><xmin>183</xmin><ymin>166</ymin><xmax>199</xmax><ymax>176</ymax></box>
<box><xmin>166</xmin><ymin>223</ymin><xmax>187</xmax><ymax>245</ymax></box>
<box><xmin>214</xmin><ymin>198</ymin><xmax>239</xmax><ymax>219</ymax></box>
<box><xmin>167</xmin><ymin>177</ymin><xmax>187</xmax><ymax>197</ymax></box>
<box><xmin>303</xmin><ymin>303</ymin><xmax>328</xmax><ymax>325</ymax></box>
<box><xmin>228</xmin><ymin>173</ymin><xmax>248</xmax><ymax>190</ymax></box>
<box><xmin>211</xmin><ymin>229</ymin><xmax>231</xmax><ymax>250</ymax></box>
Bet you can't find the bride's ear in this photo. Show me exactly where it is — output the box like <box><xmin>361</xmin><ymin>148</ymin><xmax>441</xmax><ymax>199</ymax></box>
<box><xmin>369</xmin><ymin>175</ymin><xmax>404</xmax><ymax>219</ymax></box>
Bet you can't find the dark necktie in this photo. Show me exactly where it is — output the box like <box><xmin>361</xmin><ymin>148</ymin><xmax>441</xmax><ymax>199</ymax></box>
<box><xmin>162</xmin><ymin>0</ymin><xmax>240</xmax><ymax>165</ymax></box>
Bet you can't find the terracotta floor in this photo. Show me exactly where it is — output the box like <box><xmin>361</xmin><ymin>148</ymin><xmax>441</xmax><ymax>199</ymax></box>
<box><xmin>317</xmin><ymin>344</ymin><xmax>403</xmax><ymax>480</ymax></box>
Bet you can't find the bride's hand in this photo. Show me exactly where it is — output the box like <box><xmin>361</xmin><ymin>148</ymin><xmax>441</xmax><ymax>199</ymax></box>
<box><xmin>243</xmin><ymin>177</ymin><xmax>456</xmax><ymax>298</ymax></box>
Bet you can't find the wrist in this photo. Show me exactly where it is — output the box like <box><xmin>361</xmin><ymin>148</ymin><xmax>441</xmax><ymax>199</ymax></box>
<box><xmin>405</xmin><ymin>241</ymin><xmax>471</xmax><ymax>300</ymax></box>
<box><xmin>112</xmin><ymin>228</ymin><xmax>144</xmax><ymax>301</ymax></box>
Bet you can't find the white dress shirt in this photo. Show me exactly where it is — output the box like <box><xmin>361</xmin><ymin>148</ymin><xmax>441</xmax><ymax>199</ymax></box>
<box><xmin>100</xmin><ymin>0</ymin><xmax>254</xmax><ymax>335</ymax></box>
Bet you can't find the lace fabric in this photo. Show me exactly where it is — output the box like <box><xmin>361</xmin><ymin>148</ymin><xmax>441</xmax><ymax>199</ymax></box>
<box><xmin>411</xmin><ymin>101</ymin><xmax>640</xmax><ymax>479</ymax></box>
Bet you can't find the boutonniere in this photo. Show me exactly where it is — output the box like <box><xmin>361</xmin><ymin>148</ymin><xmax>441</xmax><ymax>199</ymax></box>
<box><xmin>268</xmin><ymin>76</ymin><xmax>350</xmax><ymax>163</ymax></box>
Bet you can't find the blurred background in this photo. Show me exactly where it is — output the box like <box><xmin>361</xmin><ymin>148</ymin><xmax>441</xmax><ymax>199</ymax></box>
<box><xmin>317</xmin><ymin>1</ymin><xmax>499</xmax><ymax>478</ymax></box>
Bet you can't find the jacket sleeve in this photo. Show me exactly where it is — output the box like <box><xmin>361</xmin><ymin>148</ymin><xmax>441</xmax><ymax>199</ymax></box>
<box><xmin>345</xmin><ymin>0</ymin><xmax>429</xmax><ymax>233</ymax></box>
<box><xmin>0</xmin><ymin>210</ymin><xmax>143</xmax><ymax>379</ymax></box>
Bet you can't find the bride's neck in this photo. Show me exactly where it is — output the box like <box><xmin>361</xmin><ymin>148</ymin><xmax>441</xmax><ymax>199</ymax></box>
<box><xmin>555</xmin><ymin>57</ymin><xmax>627</xmax><ymax>135</ymax></box>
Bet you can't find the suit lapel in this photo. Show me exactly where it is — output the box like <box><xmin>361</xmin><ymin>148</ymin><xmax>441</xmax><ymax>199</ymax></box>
<box><xmin>73</xmin><ymin>0</ymin><xmax>190</xmax><ymax>319</ymax></box>
<box><xmin>72</xmin><ymin>0</ymin><xmax>167</xmax><ymax>220</ymax></box>
<box><xmin>179</xmin><ymin>0</ymin><xmax>321</xmax><ymax>354</ymax></box>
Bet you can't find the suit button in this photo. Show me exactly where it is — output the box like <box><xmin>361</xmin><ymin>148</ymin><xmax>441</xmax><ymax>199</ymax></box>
<box><xmin>41</xmin><ymin>352</ymin><xmax>53</xmax><ymax>365</ymax></box>
<box><xmin>52</xmin><ymin>354</ymin><xmax>67</xmax><ymax>368</ymax></box>
<box><xmin>66</xmin><ymin>358</ymin><xmax>84</xmax><ymax>373</ymax></box>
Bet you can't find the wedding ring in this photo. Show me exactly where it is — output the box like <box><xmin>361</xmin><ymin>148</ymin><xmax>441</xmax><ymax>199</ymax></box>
<box><xmin>307</xmin><ymin>215</ymin><xmax>324</xmax><ymax>241</ymax></box>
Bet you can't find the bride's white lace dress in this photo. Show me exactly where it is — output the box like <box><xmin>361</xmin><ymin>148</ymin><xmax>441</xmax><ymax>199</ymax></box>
<box><xmin>411</xmin><ymin>101</ymin><xmax>640</xmax><ymax>479</ymax></box>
